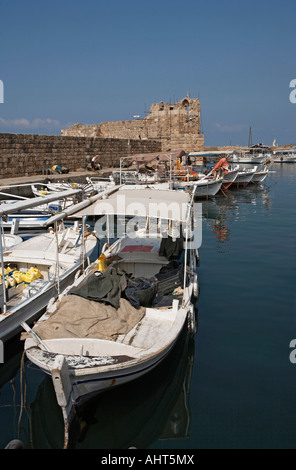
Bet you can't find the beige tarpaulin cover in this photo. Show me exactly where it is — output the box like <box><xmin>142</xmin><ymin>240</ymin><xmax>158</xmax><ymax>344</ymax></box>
<box><xmin>32</xmin><ymin>295</ymin><xmax>146</xmax><ymax>341</ymax></box>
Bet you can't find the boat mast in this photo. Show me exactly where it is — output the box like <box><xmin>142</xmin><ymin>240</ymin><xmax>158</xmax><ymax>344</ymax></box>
<box><xmin>248</xmin><ymin>127</ymin><xmax>253</xmax><ymax>147</ymax></box>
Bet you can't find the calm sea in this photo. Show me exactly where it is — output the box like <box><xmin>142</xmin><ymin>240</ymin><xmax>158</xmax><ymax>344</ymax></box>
<box><xmin>0</xmin><ymin>163</ymin><xmax>295</xmax><ymax>450</ymax></box>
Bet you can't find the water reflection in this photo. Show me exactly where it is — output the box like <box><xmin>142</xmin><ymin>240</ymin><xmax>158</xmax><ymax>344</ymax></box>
<box><xmin>202</xmin><ymin>182</ymin><xmax>272</xmax><ymax>244</ymax></box>
<box><xmin>29</xmin><ymin>328</ymin><xmax>195</xmax><ymax>449</ymax></box>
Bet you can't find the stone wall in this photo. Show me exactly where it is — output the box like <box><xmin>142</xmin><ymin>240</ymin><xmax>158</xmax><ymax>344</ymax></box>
<box><xmin>0</xmin><ymin>133</ymin><xmax>161</xmax><ymax>179</ymax></box>
<box><xmin>61</xmin><ymin>96</ymin><xmax>205</xmax><ymax>152</ymax></box>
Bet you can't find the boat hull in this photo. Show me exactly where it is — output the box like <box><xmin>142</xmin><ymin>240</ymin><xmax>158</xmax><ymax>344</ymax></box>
<box><xmin>173</xmin><ymin>179</ymin><xmax>223</xmax><ymax>198</ymax></box>
<box><xmin>28</xmin><ymin>322</ymin><xmax>185</xmax><ymax>406</ymax></box>
<box><xmin>222</xmin><ymin>169</ymin><xmax>239</xmax><ymax>189</ymax></box>
<box><xmin>231</xmin><ymin>153</ymin><xmax>268</xmax><ymax>164</ymax></box>
<box><xmin>233</xmin><ymin>172</ymin><xmax>255</xmax><ymax>187</ymax></box>
<box><xmin>233</xmin><ymin>157</ymin><xmax>265</xmax><ymax>164</ymax></box>
<box><xmin>252</xmin><ymin>172</ymin><xmax>268</xmax><ymax>184</ymax></box>
<box><xmin>273</xmin><ymin>158</ymin><xmax>296</xmax><ymax>163</ymax></box>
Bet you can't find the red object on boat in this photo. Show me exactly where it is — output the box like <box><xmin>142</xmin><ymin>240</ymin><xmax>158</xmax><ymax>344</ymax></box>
<box><xmin>213</xmin><ymin>157</ymin><xmax>229</xmax><ymax>173</ymax></box>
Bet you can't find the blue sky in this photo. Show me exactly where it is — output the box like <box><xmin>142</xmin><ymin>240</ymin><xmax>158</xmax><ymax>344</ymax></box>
<box><xmin>0</xmin><ymin>0</ymin><xmax>296</xmax><ymax>146</ymax></box>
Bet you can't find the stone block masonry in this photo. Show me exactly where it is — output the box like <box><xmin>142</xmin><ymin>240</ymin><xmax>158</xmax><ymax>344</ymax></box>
<box><xmin>62</xmin><ymin>96</ymin><xmax>205</xmax><ymax>152</ymax></box>
<box><xmin>0</xmin><ymin>133</ymin><xmax>161</xmax><ymax>179</ymax></box>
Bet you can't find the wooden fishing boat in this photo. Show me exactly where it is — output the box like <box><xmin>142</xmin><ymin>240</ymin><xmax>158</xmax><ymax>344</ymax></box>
<box><xmin>251</xmin><ymin>166</ymin><xmax>269</xmax><ymax>184</ymax></box>
<box><xmin>233</xmin><ymin>166</ymin><xmax>257</xmax><ymax>187</ymax></box>
<box><xmin>172</xmin><ymin>177</ymin><xmax>223</xmax><ymax>198</ymax></box>
<box><xmin>29</xmin><ymin>328</ymin><xmax>194</xmax><ymax>449</ymax></box>
<box><xmin>23</xmin><ymin>187</ymin><xmax>199</xmax><ymax>447</ymax></box>
<box><xmin>221</xmin><ymin>165</ymin><xmax>240</xmax><ymax>189</ymax></box>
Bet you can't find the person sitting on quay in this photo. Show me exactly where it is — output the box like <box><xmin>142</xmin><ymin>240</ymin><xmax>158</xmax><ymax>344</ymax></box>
<box><xmin>91</xmin><ymin>155</ymin><xmax>102</xmax><ymax>171</ymax></box>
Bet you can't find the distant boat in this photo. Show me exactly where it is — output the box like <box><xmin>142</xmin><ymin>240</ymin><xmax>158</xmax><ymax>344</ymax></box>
<box><xmin>231</xmin><ymin>144</ymin><xmax>271</xmax><ymax>164</ymax></box>
<box><xmin>273</xmin><ymin>151</ymin><xmax>296</xmax><ymax>163</ymax></box>
<box><xmin>231</xmin><ymin>153</ymin><xmax>267</xmax><ymax>164</ymax></box>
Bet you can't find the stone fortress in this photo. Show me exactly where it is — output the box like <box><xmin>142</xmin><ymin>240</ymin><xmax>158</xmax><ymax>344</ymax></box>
<box><xmin>61</xmin><ymin>96</ymin><xmax>204</xmax><ymax>152</ymax></box>
<box><xmin>0</xmin><ymin>96</ymin><xmax>205</xmax><ymax>179</ymax></box>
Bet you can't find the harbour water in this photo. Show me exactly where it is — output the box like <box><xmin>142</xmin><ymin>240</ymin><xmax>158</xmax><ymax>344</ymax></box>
<box><xmin>0</xmin><ymin>163</ymin><xmax>295</xmax><ymax>449</ymax></box>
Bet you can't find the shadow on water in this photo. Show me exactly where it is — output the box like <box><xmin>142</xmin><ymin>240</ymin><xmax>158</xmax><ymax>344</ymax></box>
<box><xmin>29</xmin><ymin>327</ymin><xmax>196</xmax><ymax>449</ymax></box>
<box><xmin>0</xmin><ymin>338</ymin><xmax>24</xmax><ymax>390</ymax></box>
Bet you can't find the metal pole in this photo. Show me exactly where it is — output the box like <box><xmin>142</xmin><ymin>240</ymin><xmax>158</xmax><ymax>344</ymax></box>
<box><xmin>54</xmin><ymin>222</ymin><xmax>60</xmax><ymax>296</ymax></box>
<box><xmin>0</xmin><ymin>218</ymin><xmax>7</xmax><ymax>313</ymax></box>
<box><xmin>81</xmin><ymin>216</ymin><xmax>86</xmax><ymax>273</ymax></box>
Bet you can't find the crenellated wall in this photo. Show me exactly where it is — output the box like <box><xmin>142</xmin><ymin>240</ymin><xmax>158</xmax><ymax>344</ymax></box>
<box><xmin>0</xmin><ymin>133</ymin><xmax>161</xmax><ymax>179</ymax></box>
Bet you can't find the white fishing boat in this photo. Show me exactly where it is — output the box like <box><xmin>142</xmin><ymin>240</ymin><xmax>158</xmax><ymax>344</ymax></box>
<box><xmin>231</xmin><ymin>145</ymin><xmax>271</xmax><ymax>164</ymax></box>
<box><xmin>23</xmin><ymin>187</ymin><xmax>200</xmax><ymax>447</ymax></box>
<box><xmin>194</xmin><ymin>159</ymin><xmax>239</xmax><ymax>192</ymax></box>
<box><xmin>172</xmin><ymin>176</ymin><xmax>223</xmax><ymax>198</ymax></box>
<box><xmin>0</xmin><ymin>190</ymin><xmax>98</xmax><ymax>343</ymax></box>
<box><xmin>0</xmin><ymin>187</ymin><xmax>83</xmax><ymax>233</ymax></box>
<box><xmin>221</xmin><ymin>165</ymin><xmax>240</xmax><ymax>189</ymax></box>
<box><xmin>29</xmin><ymin>328</ymin><xmax>194</xmax><ymax>449</ymax></box>
<box><xmin>251</xmin><ymin>166</ymin><xmax>269</xmax><ymax>184</ymax></box>
<box><xmin>31</xmin><ymin>183</ymin><xmax>84</xmax><ymax>209</ymax></box>
<box><xmin>231</xmin><ymin>152</ymin><xmax>266</xmax><ymax>164</ymax></box>
<box><xmin>0</xmin><ymin>224</ymin><xmax>97</xmax><ymax>343</ymax></box>
<box><xmin>202</xmin><ymin>162</ymin><xmax>239</xmax><ymax>191</ymax></box>
<box><xmin>0</xmin><ymin>203</ymin><xmax>55</xmax><ymax>233</ymax></box>
<box><xmin>273</xmin><ymin>151</ymin><xmax>296</xmax><ymax>163</ymax></box>
<box><xmin>233</xmin><ymin>166</ymin><xmax>257</xmax><ymax>187</ymax></box>
<box><xmin>85</xmin><ymin>176</ymin><xmax>116</xmax><ymax>193</ymax></box>
<box><xmin>112</xmin><ymin>170</ymin><xmax>159</xmax><ymax>185</ymax></box>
